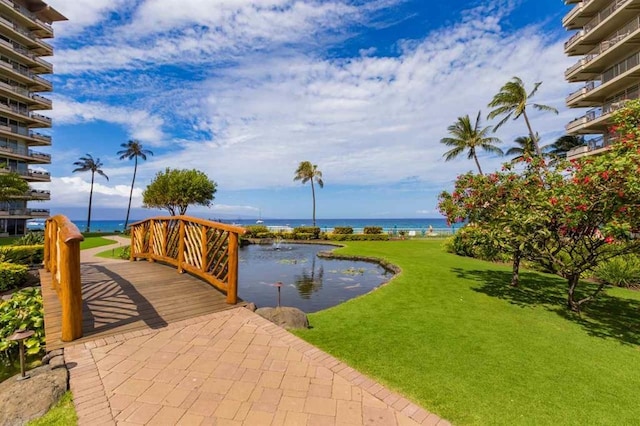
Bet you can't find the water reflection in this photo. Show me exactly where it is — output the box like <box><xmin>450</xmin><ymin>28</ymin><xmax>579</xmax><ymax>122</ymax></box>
<box><xmin>238</xmin><ymin>243</ymin><xmax>392</xmax><ymax>313</ymax></box>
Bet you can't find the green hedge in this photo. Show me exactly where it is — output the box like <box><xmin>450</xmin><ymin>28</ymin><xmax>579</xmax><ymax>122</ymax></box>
<box><xmin>293</xmin><ymin>226</ymin><xmax>320</xmax><ymax>240</ymax></box>
<box><xmin>327</xmin><ymin>234</ymin><xmax>390</xmax><ymax>241</ymax></box>
<box><xmin>363</xmin><ymin>226</ymin><xmax>383</xmax><ymax>235</ymax></box>
<box><xmin>12</xmin><ymin>232</ymin><xmax>44</xmax><ymax>246</ymax></box>
<box><xmin>0</xmin><ymin>245</ymin><xmax>44</xmax><ymax>265</ymax></box>
<box><xmin>0</xmin><ymin>288</ymin><xmax>45</xmax><ymax>359</ymax></box>
<box><xmin>243</xmin><ymin>225</ymin><xmax>275</xmax><ymax>239</ymax></box>
<box><xmin>0</xmin><ymin>262</ymin><xmax>28</xmax><ymax>291</ymax></box>
<box><xmin>332</xmin><ymin>227</ymin><xmax>353</xmax><ymax>235</ymax></box>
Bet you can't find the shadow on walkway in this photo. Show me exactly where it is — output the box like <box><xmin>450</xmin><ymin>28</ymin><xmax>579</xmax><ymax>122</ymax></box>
<box><xmin>452</xmin><ymin>267</ymin><xmax>640</xmax><ymax>346</ymax></box>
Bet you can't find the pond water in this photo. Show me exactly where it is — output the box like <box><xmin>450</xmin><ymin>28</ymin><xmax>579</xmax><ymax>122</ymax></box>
<box><xmin>238</xmin><ymin>243</ymin><xmax>393</xmax><ymax>313</ymax></box>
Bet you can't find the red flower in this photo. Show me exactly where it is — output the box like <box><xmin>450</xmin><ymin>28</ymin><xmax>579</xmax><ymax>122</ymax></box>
<box><xmin>577</xmin><ymin>204</ymin><xmax>588</xmax><ymax>212</ymax></box>
<box><xmin>550</xmin><ymin>197</ymin><xmax>558</xmax><ymax>206</ymax></box>
<box><xmin>600</xmin><ymin>171</ymin><xmax>609</xmax><ymax>180</ymax></box>
<box><xmin>604</xmin><ymin>236</ymin><xmax>615</xmax><ymax>244</ymax></box>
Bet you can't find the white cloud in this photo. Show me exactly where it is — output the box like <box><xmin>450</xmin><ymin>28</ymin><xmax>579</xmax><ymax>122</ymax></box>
<box><xmin>46</xmin><ymin>0</ymin><xmax>130</xmax><ymax>36</ymax></box>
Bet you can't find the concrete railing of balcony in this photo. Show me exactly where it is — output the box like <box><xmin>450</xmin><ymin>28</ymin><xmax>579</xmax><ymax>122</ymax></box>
<box><xmin>30</xmin><ymin>112</ymin><xmax>51</xmax><ymax>124</ymax></box>
<box><xmin>31</xmin><ymin>208</ymin><xmax>50</xmax><ymax>217</ymax></box>
<box><xmin>27</xmin><ymin>169</ymin><xmax>50</xmax><ymax>179</ymax></box>
<box><xmin>583</xmin><ymin>0</ymin><xmax>632</xmax><ymax>34</ymax></box>
<box><xmin>563</xmin><ymin>1</ymin><xmax>585</xmax><ymax>27</ymax></box>
<box><xmin>30</xmin><ymin>132</ymin><xmax>51</xmax><ymax>142</ymax></box>
<box><xmin>565</xmin><ymin>29</ymin><xmax>585</xmax><ymax>50</ymax></box>
<box><xmin>31</xmin><ymin>94</ymin><xmax>52</xmax><ymax>106</ymax></box>
<box><xmin>29</xmin><ymin>150</ymin><xmax>51</xmax><ymax>161</ymax></box>
<box><xmin>29</xmin><ymin>189</ymin><xmax>50</xmax><ymax>199</ymax></box>
<box><xmin>0</xmin><ymin>81</ymin><xmax>29</xmax><ymax>97</ymax></box>
<box><xmin>0</xmin><ymin>145</ymin><xmax>50</xmax><ymax>161</ymax></box>
<box><xmin>33</xmin><ymin>74</ymin><xmax>51</xmax><ymax>89</ymax></box>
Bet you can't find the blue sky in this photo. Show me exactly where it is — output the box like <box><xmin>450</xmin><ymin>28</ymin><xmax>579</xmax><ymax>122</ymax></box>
<box><xmin>39</xmin><ymin>0</ymin><xmax>577</xmax><ymax>221</ymax></box>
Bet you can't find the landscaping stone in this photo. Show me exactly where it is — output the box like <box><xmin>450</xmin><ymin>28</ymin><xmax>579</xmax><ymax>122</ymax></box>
<box><xmin>245</xmin><ymin>302</ymin><xmax>257</xmax><ymax>312</ymax></box>
<box><xmin>42</xmin><ymin>349</ymin><xmax>63</xmax><ymax>364</ymax></box>
<box><xmin>0</xmin><ymin>362</ymin><xmax>68</xmax><ymax>426</ymax></box>
<box><xmin>49</xmin><ymin>355</ymin><xmax>66</xmax><ymax>370</ymax></box>
<box><xmin>255</xmin><ymin>306</ymin><xmax>309</xmax><ymax>329</ymax></box>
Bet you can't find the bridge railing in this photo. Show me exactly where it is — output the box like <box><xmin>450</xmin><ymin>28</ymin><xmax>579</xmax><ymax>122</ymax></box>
<box><xmin>44</xmin><ymin>215</ymin><xmax>84</xmax><ymax>341</ymax></box>
<box><xmin>129</xmin><ymin>216</ymin><xmax>246</xmax><ymax>304</ymax></box>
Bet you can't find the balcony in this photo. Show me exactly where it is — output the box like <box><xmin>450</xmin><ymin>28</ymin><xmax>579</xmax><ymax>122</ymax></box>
<box><xmin>566</xmin><ymin>135</ymin><xmax>615</xmax><ymax>159</ymax></box>
<box><xmin>0</xmin><ymin>144</ymin><xmax>51</xmax><ymax>163</ymax></box>
<box><xmin>30</xmin><ymin>208</ymin><xmax>49</xmax><ymax>217</ymax></box>
<box><xmin>28</xmin><ymin>189</ymin><xmax>50</xmax><ymax>200</ymax></box>
<box><xmin>565</xmin><ymin>15</ymin><xmax>640</xmax><ymax>80</ymax></box>
<box><xmin>31</xmin><ymin>94</ymin><xmax>51</xmax><ymax>108</ymax></box>
<box><xmin>0</xmin><ymin>125</ymin><xmax>51</xmax><ymax>145</ymax></box>
<box><xmin>29</xmin><ymin>112</ymin><xmax>51</xmax><ymax>126</ymax></box>
<box><xmin>0</xmin><ymin>14</ymin><xmax>53</xmax><ymax>55</ymax></box>
<box><xmin>0</xmin><ymin>0</ymin><xmax>54</xmax><ymax>39</ymax></box>
<box><xmin>0</xmin><ymin>39</ymin><xmax>53</xmax><ymax>73</ymax></box>
<box><xmin>0</xmin><ymin>166</ymin><xmax>50</xmax><ymax>181</ymax></box>
<box><xmin>0</xmin><ymin>103</ymin><xmax>51</xmax><ymax>127</ymax></box>
<box><xmin>566</xmin><ymin>85</ymin><xmax>639</xmax><ymax>133</ymax></box>
<box><xmin>0</xmin><ymin>60</ymin><xmax>52</xmax><ymax>91</ymax></box>
<box><xmin>567</xmin><ymin>50</ymin><xmax>640</xmax><ymax>106</ymax></box>
<box><xmin>0</xmin><ymin>208</ymin><xmax>49</xmax><ymax>217</ymax></box>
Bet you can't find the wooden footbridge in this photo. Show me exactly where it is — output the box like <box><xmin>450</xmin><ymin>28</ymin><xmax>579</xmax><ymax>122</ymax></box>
<box><xmin>41</xmin><ymin>215</ymin><xmax>246</xmax><ymax>350</ymax></box>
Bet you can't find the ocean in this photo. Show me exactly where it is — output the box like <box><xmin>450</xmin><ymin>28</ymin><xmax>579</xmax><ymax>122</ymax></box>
<box><xmin>27</xmin><ymin>217</ymin><xmax>456</xmax><ymax>234</ymax></box>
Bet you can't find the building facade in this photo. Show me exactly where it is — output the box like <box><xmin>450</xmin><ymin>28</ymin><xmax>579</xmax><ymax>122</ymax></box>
<box><xmin>563</xmin><ymin>0</ymin><xmax>640</xmax><ymax>159</ymax></box>
<box><xmin>0</xmin><ymin>0</ymin><xmax>65</xmax><ymax>235</ymax></box>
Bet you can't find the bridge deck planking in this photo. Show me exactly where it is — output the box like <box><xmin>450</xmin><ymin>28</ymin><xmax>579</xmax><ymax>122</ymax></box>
<box><xmin>41</xmin><ymin>260</ymin><xmax>243</xmax><ymax>350</ymax></box>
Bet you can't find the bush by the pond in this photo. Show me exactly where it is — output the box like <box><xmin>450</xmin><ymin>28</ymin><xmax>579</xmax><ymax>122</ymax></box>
<box><xmin>0</xmin><ymin>288</ymin><xmax>44</xmax><ymax>362</ymax></box>
<box><xmin>332</xmin><ymin>227</ymin><xmax>353</xmax><ymax>235</ymax></box>
<box><xmin>243</xmin><ymin>225</ymin><xmax>275</xmax><ymax>239</ymax></box>
<box><xmin>594</xmin><ymin>255</ymin><xmax>640</xmax><ymax>288</ymax></box>
<box><xmin>12</xmin><ymin>232</ymin><xmax>45</xmax><ymax>246</ymax></box>
<box><xmin>444</xmin><ymin>225</ymin><xmax>507</xmax><ymax>262</ymax></box>
<box><xmin>293</xmin><ymin>226</ymin><xmax>321</xmax><ymax>240</ymax></box>
<box><xmin>0</xmin><ymin>263</ymin><xmax>28</xmax><ymax>292</ymax></box>
<box><xmin>363</xmin><ymin>226</ymin><xmax>383</xmax><ymax>235</ymax></box>
<box><xmin>0</xmin><ymin>245</ymin><xmax>44</xmax><ymax>265</ymax></box>
<box><xmin>328</xmin><ymin>234</ymin><xmax>390</xmax><ymax>241</ymax></box>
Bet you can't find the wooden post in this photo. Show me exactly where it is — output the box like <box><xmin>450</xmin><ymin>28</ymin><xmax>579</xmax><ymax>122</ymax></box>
<box><xmin>60</xmin><ymin>238</ymin><xmax>82</xmax><ymax>341</ymax></box>
<box><xmin>161</xmin><ymin>221</ymin><xmax>168</xmax><ymax>257</ymax></box>
<box><xmin>201</xmin><ymin>225</ymin><xmax>207</xmax><ymax>272</ymax></box>
<box><xmin>148</xmin><ymin>219</ymin><xmax>155</xmax><ymax>262</ymax></box>
<box><xmin>130</xmin><ymin>224</ymin><xmax>135</xmax><ymax>261</ymax></box>
<box><xmin>178</xmin><ymin>219</ymin><xmax>185</xmax><ymax>273</ymax></box>
<box><xmin>43</xmin><ymin>219</ymin><xmax>51</xmax><ymax>271</ymax></box>
<box><xmin>226</xmin><ymin>232</ymin><xmax>238</xmax><ymax>304</ymax></box>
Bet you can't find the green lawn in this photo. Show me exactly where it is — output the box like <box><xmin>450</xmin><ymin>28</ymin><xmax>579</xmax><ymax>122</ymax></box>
<box><xmin>80</xmin><ymin>236</ymin><xmax>117</xmax><ymax>250</ymax></box>
<box><xmin>95</xmin><ymin>245</ymin><xmax>129</xmax><ymax>259</ymax></box>
<box><xmin>28</xmin><ymin>392</ymin><xmax>77</xmax><ymax>426</ymax></box>
<box><xmin>295</xmin><ymin>240</ymin><xmax>640</xmax><ymax>425</ymax></box>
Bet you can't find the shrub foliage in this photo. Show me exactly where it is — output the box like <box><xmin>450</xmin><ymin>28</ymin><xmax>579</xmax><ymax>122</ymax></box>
<box><xmin>0</xmin><ymin>288</ymin><xmax>45</xmax><ymax>361</ymax></box>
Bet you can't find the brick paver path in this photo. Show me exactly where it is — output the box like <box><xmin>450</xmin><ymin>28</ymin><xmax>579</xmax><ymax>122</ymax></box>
<box><xmin>65</xmin><ymin>307</ymin><xmax>449</xmax><ymax>425</ymax></box>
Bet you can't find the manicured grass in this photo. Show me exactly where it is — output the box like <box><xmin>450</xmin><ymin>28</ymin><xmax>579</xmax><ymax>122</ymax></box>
<box><xmin>295</xmin><ymin>240</ymin><xmax>640</xmax><ymax>425</ymax></box>
<box><xmin>95</xmin><ymin>245</ymin><xmax>129</xmax><ymax>259</ymax></box>
<box><xmin>27</xmin><ymin>391</ymin><xmax>77</xmax><ymax>426</ymax></box>
<box><xmin>0</xmin><ymin>237</ymin><xmax>18</xmax><ymax>246</ymax></box>
<box><xmin>79</xmin><ymin>236</ymin><xmax>116</xmax><ymax>250</ymax></box>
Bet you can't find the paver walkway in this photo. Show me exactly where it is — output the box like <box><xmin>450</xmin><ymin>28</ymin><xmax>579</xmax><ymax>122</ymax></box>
<box><xmin>62</xmin><ymin>236</ymin><xmax>449</xmax><ymax>425</ymax></box>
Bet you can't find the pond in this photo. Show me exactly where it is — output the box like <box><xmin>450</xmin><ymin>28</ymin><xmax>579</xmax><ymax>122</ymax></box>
<box><xmin>238</xmin><ymin>243</ymin><xmax>393</xmax><ymax>313</ymax></box>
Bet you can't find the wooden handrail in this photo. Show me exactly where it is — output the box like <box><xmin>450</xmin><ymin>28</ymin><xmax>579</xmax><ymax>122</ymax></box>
<box><xmin>44</xmin><ymin>215</ymin><xmax>84</xmax><ymax>341</ymax></box>
<box><xmin>130</xmin><ymin>216</ymin><xmax>246</xmax><ymax>304</ymax></box>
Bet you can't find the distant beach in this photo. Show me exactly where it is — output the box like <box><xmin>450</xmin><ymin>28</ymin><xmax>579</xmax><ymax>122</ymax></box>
<box><xmin>27</xmin><ymin>218</ymin><xmax>456</xmax><ymax>234</ymax></box>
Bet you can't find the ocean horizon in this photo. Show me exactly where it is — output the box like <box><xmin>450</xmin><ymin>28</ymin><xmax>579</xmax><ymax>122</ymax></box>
<box><xmin>27</xmin><ymin>217</ymin><xmax>455</xmax><ymax>233</ymax></box>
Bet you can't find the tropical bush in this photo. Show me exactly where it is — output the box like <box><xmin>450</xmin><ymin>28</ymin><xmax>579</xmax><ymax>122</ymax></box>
<box><xmin>0</xmin><ymin>262</ymin><xmax>28</xmax><ymax>292</ymax></box>
<box><xmin>243</xmin><ymin>225</ymin><xmax>275</xmax><ymax>239</ymax></box>
<box><xmin>363</xmin><ymin>226</ymin><xmax>383</xmax><ymax>235</ymax></box>
<box><xmin>293</xmin><ymin>226</ymin><xmax>321</xmax><ymax>240</ymax></box>
<box><xmin>0</xmin><ymin>245</ymin><xmax>44</xmax><ymax>265</ymax></box>
<box><xmin>328</xmin><ymin>234</ymin><xmax>389</xmax><ymax>241</ymax></box>
<box><xmin>594</xmin><ymin>255</ymin><xmax>640</xmax><ymax>288</ymax></box>
<box><xmin>12</xmin><ymin>232</ymin><xmax>45</xmax><ymax>246</ymax></box>
<box><xmin>0</xmin><ymin>288</ymin><xmax>45</xmax><ymax>361</ymax></box>
<box><xmin>332</xmin><ymin>227</ymin><xmax>353</xmax><ymax>235</ymax></box>
<box><xmin>444</xmin><ymin>225</ymin><xmax>507</xmax><ymax>262</ymax></box>
<box><xmin>119</xmin><ymin>245</ymin><xmax>131</xmax><ymax>260</ymax></box>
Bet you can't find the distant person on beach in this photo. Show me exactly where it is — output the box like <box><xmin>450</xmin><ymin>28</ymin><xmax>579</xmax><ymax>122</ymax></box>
<box><xmin>428</xmin><ymin>225</ymin><xmax>433</xmax><ymax>235</ymax></box>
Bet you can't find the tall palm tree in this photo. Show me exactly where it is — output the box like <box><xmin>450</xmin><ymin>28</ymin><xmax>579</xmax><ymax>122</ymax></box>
<box><xmin>487</xmin><ymin>76</ymin><xmax>558</xmax><ymax>157</ymax></box>
<box><xmin>73</xmin><ymin>154</ymin><xmax>108</xmax><ymax>233</ymax></box>
<box><xmin>440</xmin><ymin>110</ymin><xmax>503</xmax><ymax>175</ymax></box>
<box><xmin>117</xmin><ymin>140</ymin><xmax>153</xmax><ymax>229</ymax></box>
<box><xmin>543</xmin><ymin>134</ymin><xmax>585</xmax><ymax>158</ymax></box>
<box><xmin>506</xmin><ymin>135</ymin><xmax>537</xmax><ymax>163</ymax></box>
<box><xmin>293</xmin><ymin>161</ymin><xmax>324</xmax><ymax>227</ymax></box>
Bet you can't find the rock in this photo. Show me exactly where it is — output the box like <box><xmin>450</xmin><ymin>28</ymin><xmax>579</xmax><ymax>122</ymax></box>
<box><xmin>49</xmin><ymin>355</ymin><xmax>66</xmax><ymax>370</ymax></box>
<box><xmin>245</xmin><ymin>302</ymin><xmax>257</xmax><ymax>312</ymax></box>
<box><xmin>0</xmin><ymin>364</ymin><xmax>68</xmax><ymax>426</ymax></box>
<box><xmin>42</xmin><ymin>349</ymin><xmax>64</xmax><ymax>364</ymax></box>
<box><xmin>255</xmin><ymin>307</ymin><xmax>309</xmax><ymax>330</ymax></box>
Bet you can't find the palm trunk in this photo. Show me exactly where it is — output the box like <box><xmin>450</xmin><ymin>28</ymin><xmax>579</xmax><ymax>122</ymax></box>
<box><xmin>124</xmin><ymin>157</ymin><xmax>137</xmax><ymax>229</ymax></box>
<box><xmin>87</xmin><ymin>171</ymin><xmax>95</xmax><ymax>233</ymax></box>
<box><xmin>522</xmin><ymin>111</ymin><xmax>542</xmax><ymax>157</ymax></box>
<box><xmin>473</xmin><ymin>153</ymin><xmax>483</xmax><ymax>175</ymax></box>
<box><xmin>310</xmin><ymin>179</ymin><xmax>316</xmax><ymax>227</ymax></box>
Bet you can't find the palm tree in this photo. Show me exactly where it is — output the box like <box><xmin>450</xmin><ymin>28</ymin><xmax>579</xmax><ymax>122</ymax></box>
<box><xmin>293</xmin><ymin>161</ymin><xmax>324</xmax><ymax>227</ymax></box>
<box><xmin>440</xmin><ymin>111</ymin><xmax>503</xmax><ymax>175</ymax></box>
<box><xmin>487</xmin><ymin>76</ymin><xmax>558</xmax><ymax>157</ymax></box>
<box><xmin>117</xmin><ymin>140</ymin><xmax>153</xmax><ymax>229</ymax></box>
<box><xmin>73</xmin><ymin>154</ymin><xmax>108</xmax><ymax>233</ymax></box>
<box><xmin>506</xmin><ymin>135</ymin><xmax>537</xmax><ymax>163</ymax></box>
<box><xmin>544</xmin><ymin>134</ymin><xmax>585</xmax><ymax>159</ymax></box>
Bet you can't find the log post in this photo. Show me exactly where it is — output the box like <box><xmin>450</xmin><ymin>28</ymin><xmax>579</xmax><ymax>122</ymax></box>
<box><xmin>178</xmin><ymin>219</ymin><xmax>185</xmax><ymax>273</ymax></box>
<box><xmin>226</xmin><ymin>232</ymin><xmax>238</xmax><ymax>304</ymax></box>
<box><xmin>148</xmin><ymin>219</ymin><xmax>155</xmax><ymax>262</ymax></box>
<box><xmin>60</xmin><ymin>237</ymin><xmax>82</xmax><ymax>341</ymax></box>
<box><xmin>130</xmin><ymin>224</ymin><xmax>135</xmax><ymax>261</ymax></box>
<box><xmin>201</xmin><ymin>225</ymin><xmax>208</xmax><ymax>272</ymax></box>
<box><xmin>43</xmin><ymin>219</ymin><xmax>51</xmax><ymax>271</ymax></box>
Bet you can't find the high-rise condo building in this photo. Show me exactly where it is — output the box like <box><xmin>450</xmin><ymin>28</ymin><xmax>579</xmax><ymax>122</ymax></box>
<box><xmin>0</xmin><ymin>0</ymin><xmax>65</xmax><ymax>235</ymax></box>
<box><xmin>563</xmin><ymin>0</ymin><xmax>640</xmax><ymax>159</ymax></box>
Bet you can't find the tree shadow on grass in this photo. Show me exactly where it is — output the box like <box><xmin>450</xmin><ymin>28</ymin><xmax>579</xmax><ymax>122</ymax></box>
<box><xmin>452</xmin><ymin>268</ymin><xmax>640</xmax><ymax>346</ymax></box>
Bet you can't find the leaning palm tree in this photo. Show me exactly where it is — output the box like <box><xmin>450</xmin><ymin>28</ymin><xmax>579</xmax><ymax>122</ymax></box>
<box><xmin>117</xmin><ymin>140</ymin><xmax>153</xmax><ymax>229</ymax></box>
<box><xmin>440</xmin><ymin>111</ymin><xmax>503</xmax><ymax>175</ymax></box>
<box><xmin>72</xmin><ymin>154</ymin><xmax>108</xmax><ymax>233</ymax></box>
<box><xmin>487</xmin><ymin>76</ymin><xmax>558</xmax><ymax>157</ymax></box>
<box><xmin>506</xmin><ymin>135</ymin><xmax>537</xmax><ymax>163</ymax></box>
<box><xmin>543</xmin><ymin>134</ymin><xmax>585</xmax><ymax>158</ymax></box>
<box><xmin>293</xmin><ymin>161</ymin><xmax>324</xmax><ymax>227</ymax></box>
